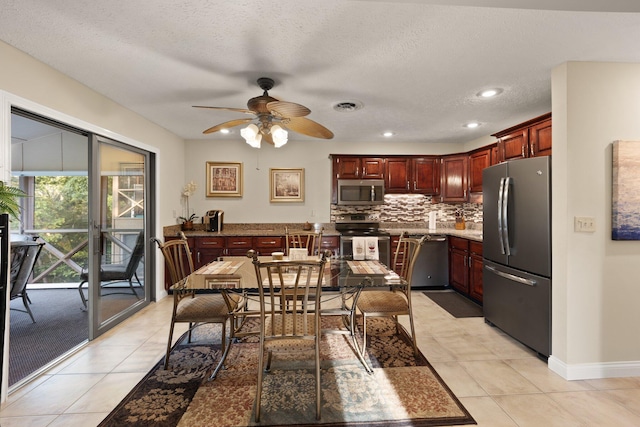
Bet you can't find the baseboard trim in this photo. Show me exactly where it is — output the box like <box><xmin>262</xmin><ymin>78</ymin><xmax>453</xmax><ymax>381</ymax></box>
<box><xmin>549</xmin><ymin>356</ymin><xmax>640</xmax><ymax>380</ymax></box>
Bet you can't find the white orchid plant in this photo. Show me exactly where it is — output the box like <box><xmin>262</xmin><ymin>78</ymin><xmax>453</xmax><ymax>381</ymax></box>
<box><xmin>178</xmin><ymin>180</ymin><xmax>197</xmax><ymax>223</ymax></box>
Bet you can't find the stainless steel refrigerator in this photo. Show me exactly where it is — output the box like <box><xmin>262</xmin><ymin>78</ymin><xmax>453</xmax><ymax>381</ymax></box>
<box><xmin>482</xmin><ymin>156</ymin><xmax>551</xmax><ymax>357</ymax></box>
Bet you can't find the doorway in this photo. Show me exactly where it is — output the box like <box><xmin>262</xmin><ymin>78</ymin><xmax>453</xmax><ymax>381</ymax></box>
<box><xmin>6</xmin><ymin>110</ymin><xmax>155</xmax><ymax>389</ymax></box>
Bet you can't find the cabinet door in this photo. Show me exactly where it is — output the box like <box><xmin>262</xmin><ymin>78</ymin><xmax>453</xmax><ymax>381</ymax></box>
<box><xmin>194</xmin><ymin>236</ymin><xmax>225</xmax><ymax>268</ymax></box>
<box><xmin>412</xmin><ymin>157</ymin><xmax>440</xmax><ymax>194</ymax></box>
<box><xmin>385</xmin><ymin>157</ymin><xmax>410</xmax><ymax>193</ymax></box>
<box><xmin>469</xmin><ymin>241</ymin><xmax>483</xmax><ymax>303</ymax></box>
<box><xmin>499</xmin><ymin>129</ymin><xmax>528</xmax><ymax>161</ymax></box>
<box><xmin>449</xmin><ymin>237</ymin><xmax>469</xmax><ymax>294</ymax></box>
<box><xmin>440</xmin><ymin>155</ymin><xmax>468</xmax><ymax>202</ymax></box>
<box><xmin>449</xmin><ymin>248</ymin><xmax>469</xmax><ymax>294</ymax></box>
<box><xmin>361</xmin><ymin>157</ymin><xmax>385</xmax><ymax>179</ymax></box>
<box><xmin>320</xmin><ymin>236</ymin><xmax>340</xmax><ymax>256</ymax></box>
<box><xmin>468</xmin><ymin>148</ymin><xmax>491</xmax><ymax>193</ymax></box>
<box><xmin>334</xmin><ymin>156</ymin><xmax>361</xmax><ymax>179</ymax></box>
<box><xmin>530</xmin><ymin>118</ymin><xmax>552</xmax><ymax>157</ymax></box>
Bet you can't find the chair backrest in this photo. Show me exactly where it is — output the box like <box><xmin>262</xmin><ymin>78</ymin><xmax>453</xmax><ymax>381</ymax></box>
<box><xmin>10</xmin><ymin>240</ymin><xmax>45</xmax><ymax>299</ymax></box>
<box><xmin>155</xmin><ymin>238</ymin><xmax>194</xmax><ymax>286</ymax></box>
<box><xmin>393</xmin><ymin>235</ymin><xmax>426</xmax><ymax>288</ymax></box>
<box><xmin>285</xmin><ymin>227</ymin><xmax>324</xmax><ymax>257</ymax></box>
<box><xmin>124</xmin><ymin>231</ymin><xmax>146</xmax><ymax>278</ymax></box>
<box><xmin>249</xmin><ymin>249</ymin><xmax>328</xmax><ymax>342</ymax></box>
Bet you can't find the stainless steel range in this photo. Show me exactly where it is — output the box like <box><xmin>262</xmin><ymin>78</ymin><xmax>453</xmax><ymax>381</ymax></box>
<box><xmin>335</xmin><ymin>214</ymin><xmax>391</xmax><ymax>268</ymax></box>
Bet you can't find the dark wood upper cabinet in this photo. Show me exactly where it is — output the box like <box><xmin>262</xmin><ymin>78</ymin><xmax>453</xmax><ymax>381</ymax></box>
<box><xmin>361</xmin><ymin>157</ymin><xmax>385</xmax><ymax>179</ymax></box>
<box><xmin>333</xmin><ymin>156</ymin><xmax>384</xmax><ymax>179</ymax></box>
<box><xmin>468</xmin><ymin>147</ymin><xmax>492</xmax><ymax>193</ymax></box>
<box><xmin>384</xmin><ymin>156</ymin><xmax>440</xmax><ymax>195</ymax></box>
<box><xmin>412</xmin><ymin>157</ymin><xmax>440</xmax><ymax>194</ymax></box>
<box><xmin>440</xmin><ymin>154</ymin><xmax>468</xmax><ymax>202</ymax></box>
<box><xmin>493</xmin><ymin>113</ymin><xmax>551</xmax><ymax>162</ymax></box>
<box><xmin>530</xmin><ymin>117</ymin><xmax>552</xmax><ymax>157</ymax></box>
<box><xmin>385</xmin><ymin>157</ymin><xmax>411</xmax><ymax>193</ymax></box>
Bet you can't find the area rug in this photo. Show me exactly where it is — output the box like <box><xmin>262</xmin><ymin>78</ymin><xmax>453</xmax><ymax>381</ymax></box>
<box><xmin>100</xmin><ymin>317</ymin><xmax>475</xmax><ymax>427</ymax></box>
<box><xmin>423</xmin><ymin>290</ymin><xmax>484</xmax><ymax>318</ymax></box>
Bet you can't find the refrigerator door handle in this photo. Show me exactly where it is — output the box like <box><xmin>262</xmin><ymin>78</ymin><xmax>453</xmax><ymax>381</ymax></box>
<box><xmin>485</xmin><ymin>265</ymin><xmax>537</xmax><ymax>286</ymax></box>
<box><xmin>498</xmin><ymin>177</ymin><xmax>506</xmax><ymax>255</ymax></box>
<box><xmin>502</xmin><ymin>177</ymin><xmax>511</xmax><ymax>256</ymax></box>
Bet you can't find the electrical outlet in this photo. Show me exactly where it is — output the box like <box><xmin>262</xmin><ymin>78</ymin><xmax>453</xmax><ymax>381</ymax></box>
<box><xmin>574</xmin><ymin>216</ymin><xmax>596</xmax><ymax>232</ymax></box>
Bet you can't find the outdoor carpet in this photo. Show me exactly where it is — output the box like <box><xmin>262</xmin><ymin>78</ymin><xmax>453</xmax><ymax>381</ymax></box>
<box><xmin>423</xmin><ymin>290</ymin><xmax>483</xmax><ymax>318</ymax></box>
<box><xmin>99</xmin><ymin>316</ymin><xmax>476</xmax><ymax>427</ymax></box>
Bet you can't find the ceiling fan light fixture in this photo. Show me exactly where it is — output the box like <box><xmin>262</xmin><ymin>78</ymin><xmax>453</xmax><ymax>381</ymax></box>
<box><xmin>271</xmin><ymin>125</ymin><xmax>288</xmax><ymax>148</ymax></box>
<box><xmin>241</xmin><ymin>123</ymin><xmax>262</xmax><ymax>148</ymax></box>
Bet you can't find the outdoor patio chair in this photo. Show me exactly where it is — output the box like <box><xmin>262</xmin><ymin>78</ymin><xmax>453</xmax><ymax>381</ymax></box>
<box><xmin>10</xmin><ymin>239</ymin><xmax>45</xmax><ymax>322</ymax></box>
<box><xmin>78</xmin><ymin>231</ymin><xmax>145</xmax><ymax>309</ymax></box>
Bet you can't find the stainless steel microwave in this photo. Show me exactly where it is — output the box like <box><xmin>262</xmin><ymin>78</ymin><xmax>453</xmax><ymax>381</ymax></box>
<box><xmin>337</xmin><ymin>179</ymin><xmax>385</xmax><ymax>205</ymax></box>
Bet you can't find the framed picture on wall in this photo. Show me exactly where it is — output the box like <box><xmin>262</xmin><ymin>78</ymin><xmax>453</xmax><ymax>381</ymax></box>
<box><xmin>612</xmin><ymin>141</ymin><xmax>640</xmax><ymax>239</ymax></box>
<box><xmin>206</xmin><ymin>161</ymin><xmax>243</xmax><ymax>197</ymax></box>
<box><xmin>270</xmin><ymin>168</ymin><xmax>304</xmax><ymax>202</ymax></box>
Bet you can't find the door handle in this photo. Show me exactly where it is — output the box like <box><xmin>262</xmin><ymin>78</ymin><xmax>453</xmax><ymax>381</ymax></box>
<box><xmin>485</xmin><ymin>265</ymin><xmax>536</xmax><ymax>286</ymax></box>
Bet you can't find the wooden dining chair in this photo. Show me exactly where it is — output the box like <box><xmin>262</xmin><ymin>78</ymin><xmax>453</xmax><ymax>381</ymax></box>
<box><xmin>285</xmin><ymin>227</ymin><xmax>324</xmax><ymax>257</ymax></box>
<box><xmin>355</xmin><ymin>234</ymin><xmax>426</xmax><ymax>354</ymax></box>
<box><xmin>249</xmin><ymin>249</ymin><xmax>329</xmax><ymax>422</ymax></box>
<box><xmin>153</xmin><ymin>237</ymin><xmax>240</xmax><ymax>370</ymax></box>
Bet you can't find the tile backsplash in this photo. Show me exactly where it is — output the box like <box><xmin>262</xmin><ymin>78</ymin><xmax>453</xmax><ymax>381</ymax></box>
<box><xmin>331</xmin><ymin>194</ymin><xmax>482</xmax><ymax>224</ymax></box>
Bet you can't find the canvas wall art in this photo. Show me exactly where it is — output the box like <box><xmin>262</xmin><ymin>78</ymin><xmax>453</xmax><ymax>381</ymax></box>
<box><xmin>612</xmin><ymin>140</ymin><xmax>640</xmax><ymax>240</ymax></box>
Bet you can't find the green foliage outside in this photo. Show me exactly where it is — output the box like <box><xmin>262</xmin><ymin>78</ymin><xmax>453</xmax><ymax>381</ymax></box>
<box><xmin>12</xmin><ymin>176</ymin><xmax>89</xmax><ymax>283</ymax></box>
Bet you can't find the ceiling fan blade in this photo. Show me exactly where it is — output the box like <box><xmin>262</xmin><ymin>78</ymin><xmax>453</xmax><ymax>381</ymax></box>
<box><xmin>193</xmin><ymin>105</ymin><xmax>255</xmax><ymax>115</ymax></box>
<box><xmin>267</xmin><ymin>101</ymin><xmax>311</xmax><ymax>118</ymax></box>
<box><xmin>203</xmin><ymin>118</ymin><xmax>253</xmax><ymax>134</ymax></box>
<box><xmin>284</xmin><ymin>117</ymin><xmax>334</xmax><ymax>139</ymax></box>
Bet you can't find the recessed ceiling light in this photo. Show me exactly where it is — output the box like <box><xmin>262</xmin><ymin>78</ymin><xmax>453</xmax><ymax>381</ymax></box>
<box><xmin>382</xmin><ymin>131</ymin><xmax>395</xmax><ymax>137</ymax></box>
<box><xmin>477</xmin><ymin>88</ymin><xmax>503</xmax><ymax>98</ymax></box>
<box><xmin>220</xmin><ymin>128</ymin><xmax>231</xmax><ymax>134</ymax></box>
<box><xmin>465</xmin><ymin>122</ymin><xmax>480</xmax><ymax>129</ymax></box>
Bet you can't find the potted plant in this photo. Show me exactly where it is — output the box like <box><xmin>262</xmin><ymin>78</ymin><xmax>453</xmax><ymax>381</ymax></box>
<box><xmin>178</xmin><ymin>181</ymin><xmax>197</xmax><ymax>231</ymax></box>
<box><xmin>0</xmin><ymin>181</ymin><xmax>27</xmax><ymax>220</ymax></box>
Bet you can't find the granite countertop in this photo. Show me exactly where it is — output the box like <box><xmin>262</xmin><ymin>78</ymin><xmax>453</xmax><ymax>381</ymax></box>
<box><xmin>164</xmin><ymin>222</ymin><xmax>482</xmax><ymax>242</ymax></box>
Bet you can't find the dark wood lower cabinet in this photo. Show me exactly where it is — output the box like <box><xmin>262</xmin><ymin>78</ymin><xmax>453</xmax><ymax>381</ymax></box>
<box><xmin>448</xmin><ymin>236</ymin><xmax>483</xmax><ymax>304</ymax></box>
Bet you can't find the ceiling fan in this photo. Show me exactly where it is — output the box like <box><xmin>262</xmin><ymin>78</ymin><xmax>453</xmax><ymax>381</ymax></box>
<box><xmin>193</xmin><ymin>77</ymin><xmax>334</xmax><ymax>148</ymax></box>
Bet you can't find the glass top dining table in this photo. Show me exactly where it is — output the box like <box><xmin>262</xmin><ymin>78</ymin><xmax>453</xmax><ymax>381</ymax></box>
<box><xmin>174</xmin><ymin>255</ymin><xmax>407</xmax><ymax>375</ymax></box>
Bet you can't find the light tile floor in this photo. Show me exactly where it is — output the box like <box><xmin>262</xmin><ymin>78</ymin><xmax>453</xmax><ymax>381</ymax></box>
<box><xmin>2</xmin><ymin>292</ymin><xmax>640</xmax><ymax>426</ymax></box>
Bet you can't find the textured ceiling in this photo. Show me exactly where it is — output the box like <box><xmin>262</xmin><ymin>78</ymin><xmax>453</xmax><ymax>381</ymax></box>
<box><xmin>2</xmin><ymin>1</ymin><xmax>640</xmax><ymax>145</ymax></box>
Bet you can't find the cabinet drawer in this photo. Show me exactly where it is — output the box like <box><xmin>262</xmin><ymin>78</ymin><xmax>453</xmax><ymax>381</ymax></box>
<box><xmin>196</xmin><ymin>237</ymin><xmax>225</xmax><ymax>248</ymax></box>
<box><xmin>449</xmin><ymin>236</ymin><xmax>469</xmax><ymax>251</ymax></box>
<box><xmin>226</xmin><ymin>236</ymin><xmax>253</xmax><ymax>248</ymax></box>
<box><xmin>320</xmin><ymin>236</ymin><xmax>339</xmax><ymax>248</ymax></box>
<box><xmin>254</xmin><ymin>236</ymin><xmax>283</xmax><ymax>248</ymax></box>
<box><xmin>469</xmin><ymin>241</ymin><xmax>483</xmax><ymax>256</ymax></box>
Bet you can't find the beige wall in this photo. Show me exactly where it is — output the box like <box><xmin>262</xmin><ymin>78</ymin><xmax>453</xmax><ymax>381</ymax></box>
<box><xmin>0</xmin><ymin>40</ymin><xmax>188</xmax><ymax>396</ymax></box>
<box><xmin>184</xmin><ymin>138</ymin><xmax>474</xmax><ymax>224</ymax></box>
<box><xmin>550</xmin><ymin>61</ymin><xmax>640</xmax><ymax>379</ymax></box>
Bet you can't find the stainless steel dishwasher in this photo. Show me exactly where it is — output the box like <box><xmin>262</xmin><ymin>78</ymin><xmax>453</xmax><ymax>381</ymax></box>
<box><xmin>408</xmin><ymin>234</ymin><xmax>448</xmax><ymax>289</ymax></box>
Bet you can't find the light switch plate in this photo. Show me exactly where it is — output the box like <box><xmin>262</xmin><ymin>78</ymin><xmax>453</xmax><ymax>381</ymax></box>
<box><xmin>574</xmin><ymin>216</ymin><xmax>596</xmax><ymax>232</ymax></box>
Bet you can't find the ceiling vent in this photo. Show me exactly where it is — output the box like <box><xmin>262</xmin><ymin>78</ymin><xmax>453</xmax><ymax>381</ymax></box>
<box><xmin>332</xmin><ymin>100</ymin><xmax>363</xmax><ymax>112</ymax></box>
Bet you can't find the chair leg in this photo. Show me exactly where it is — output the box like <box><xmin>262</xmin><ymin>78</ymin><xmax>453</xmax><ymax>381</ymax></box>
<box><xmin>408</xmin><ymin>311</ymin><xmax>418</xmax><ymax>354</ymax></box>
<box><xmin>164</xmin><ymin>319</ymin><xmax>177</xmax><ymax>370</ymax></box>
<box><xmin>255</xmin><ymin>344</ymin><xmax>265</xmax><ymax>422</ymax></box>
<box><xmin>128</xmin><ymin>275</ymin><xmax>142</xmax><ymax>300</ymax></box>
<box><xmin>315</xmin><ymin>338</ymin><xmax>321</xmax><ymax>420</ymax></box>
<box><xmin>78</xmin><ymin>280</ymin><xmax>88</xmax><ymax>309</ymax></box>
<box><xmin>21</xmin><ymin>293</ymin><xmax>36</xmax><ymax>323</ymax></box>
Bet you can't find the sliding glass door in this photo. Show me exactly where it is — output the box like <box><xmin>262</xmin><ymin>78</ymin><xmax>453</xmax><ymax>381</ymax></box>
<box><xmin>88</xmin><ymin>135</ymin><xmax>152</xmax><ymax>338</ymax></box>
